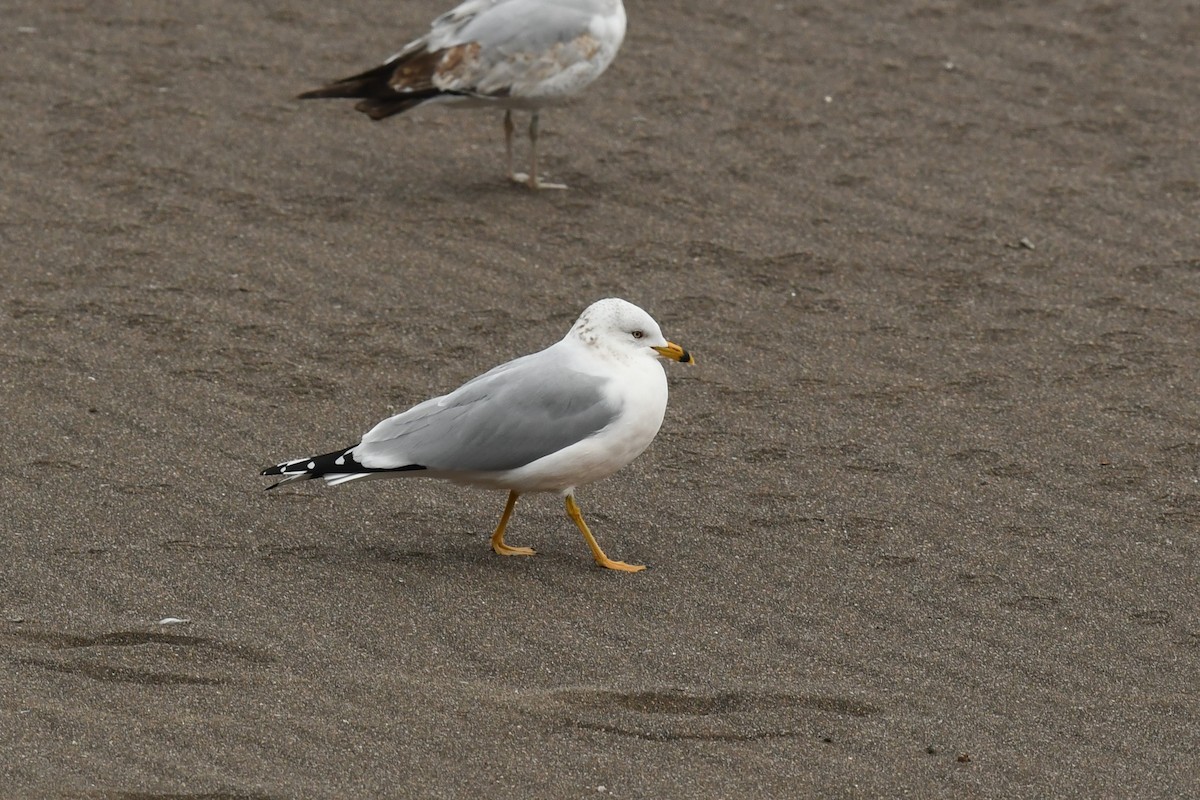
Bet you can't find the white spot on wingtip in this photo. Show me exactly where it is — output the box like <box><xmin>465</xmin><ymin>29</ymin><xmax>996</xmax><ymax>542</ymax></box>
<box><xmin>335</xmin><ymin>456</ymin><xmax>345</xmax><ymax>466</ymax></box>
<box><xmin>307</xmin><ymin>461</ymin><xmax>316</xmax><ymax>470</ymax></box>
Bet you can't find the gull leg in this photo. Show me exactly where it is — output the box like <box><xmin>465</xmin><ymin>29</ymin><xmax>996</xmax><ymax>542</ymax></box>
<box><xmin>564</xmin><ymin>494</ymin><xmax>644</xmax><ymax>573</ymax></box>
<box><xmin>503</xmin><ymin>110</ymin><xmax>517</xmax><ymax>183</ymax></box>
<box><xmin>530</xmin><ymin>112</ymin><xmax>568</xmax><ymax>190</ymax></box>
<box><xmin>490</xmin><ymin>490</ymin><xmax>535</xmax><ymax>557</ymax></box>
<box><xmin>511</xmin><ymin>112</ymin><xmax>567</xmax><ymax>190</ymax></box>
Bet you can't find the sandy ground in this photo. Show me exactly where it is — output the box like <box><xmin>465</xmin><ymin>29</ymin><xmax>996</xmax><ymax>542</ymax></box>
<box><xmin>3</xmin><ymin>0</ymin><xmax>1199</xmax><ymax>797</ymax></box>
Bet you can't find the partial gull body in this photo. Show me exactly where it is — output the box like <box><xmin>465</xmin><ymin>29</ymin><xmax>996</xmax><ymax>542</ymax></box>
<box><xmin>261</xmin><ymin>299</ymin><xmax>693</xmax><ymax>572</ymax></box>
<box><xmin>297</xmin><ymin>0</ymin><xmax>627</xmax><ymax>189</ymax></box>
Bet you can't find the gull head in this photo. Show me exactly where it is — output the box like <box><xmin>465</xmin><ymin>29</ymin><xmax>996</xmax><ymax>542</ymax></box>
<box><xmin>569</xmin><ymin>298</ymin><xmax>694</xmax><ymax>364</ymax></box>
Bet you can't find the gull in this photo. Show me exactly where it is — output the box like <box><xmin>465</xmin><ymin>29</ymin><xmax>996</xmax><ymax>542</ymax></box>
<box><xmin>261</xmin><ymin>298</ymin><xmax>693</xmax><ymax>572</ymax></box>
<box><xmin>297</xmin><ymin>0</ymin><xmax>627</xmax><ymax>189</ymax></box>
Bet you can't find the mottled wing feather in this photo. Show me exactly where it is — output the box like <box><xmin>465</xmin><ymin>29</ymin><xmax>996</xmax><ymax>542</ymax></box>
<box><xmin>386</xmin><ymin>0</ymin><xmax>609</xmax><ymax>98</ymax></box>
<box><xmin>385</xmin><ymin>0</ymin><xmax>509</xmax><ymax>62</ymax></box>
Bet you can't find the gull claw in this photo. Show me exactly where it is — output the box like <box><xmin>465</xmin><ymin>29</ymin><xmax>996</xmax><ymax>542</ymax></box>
<box><xmin>511</xmin><ymin>172</ymin><xmax>568</xmax><ymax>191</ymax></box>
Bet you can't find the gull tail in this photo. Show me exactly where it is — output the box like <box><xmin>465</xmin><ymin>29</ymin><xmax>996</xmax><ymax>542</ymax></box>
<box><xmin>260</xmin><ymin>447</ymin><xmax>426</xmax><ymax>490</ymax></box>
<box><xmin>296</xmin><ymin>49</ymin><xmax>465</xmax><ymax>120</ymax></box>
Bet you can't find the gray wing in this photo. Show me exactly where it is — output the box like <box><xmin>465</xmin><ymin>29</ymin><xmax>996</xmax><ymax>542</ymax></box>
<box><xmin>354</xmin><ymin>352</ymin><xmax>620</xmax><ymax>473</ymax></box>
<box><xmin>455</xmin><ymin>0</ymin><xmax>600</xmax><ymax>49</ymax></box>
<box><xmin>407</xmin><ymin>0</ymin><xmax>594</xmax><ymax>54</ymax></box>
<box><xmin>386</xmin><ymin>0</ymin><xmax>621</xmax><ymax>99</ymax></box>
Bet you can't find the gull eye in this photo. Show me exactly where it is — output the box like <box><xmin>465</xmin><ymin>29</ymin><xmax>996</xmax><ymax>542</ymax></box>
<box><xmin>632</xmin><ymin>330</ymin><xmax>645</xmax><ymax>340</ymax></box>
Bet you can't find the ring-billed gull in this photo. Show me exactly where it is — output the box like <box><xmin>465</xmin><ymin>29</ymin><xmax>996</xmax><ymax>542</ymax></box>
<box><xmin>261</xmin><ymin>298</ymin><xmax>693</xmax><ymax>572</ymax></box>
<box><xmin>297</xmin><ymin>0</ymin><xmax>627</xmax><ymax>189</ymax></box>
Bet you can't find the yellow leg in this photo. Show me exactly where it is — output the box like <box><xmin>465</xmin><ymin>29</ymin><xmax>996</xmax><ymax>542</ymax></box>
<box><xmin>490</xmin><ymin>490</ymin><xmax>535</xmax><ymax>557</ymax></box>
<box><xmin>564</xmin><ymin>494</ymin><xmax>645</xmax><ymax>573</ymax></box>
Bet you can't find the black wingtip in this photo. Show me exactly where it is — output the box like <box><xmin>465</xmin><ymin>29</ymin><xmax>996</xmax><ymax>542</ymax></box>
<box><xmin>260</xmin><ymin>447</ymin><xmax>428</xmax><ymax>490</ymax></box>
